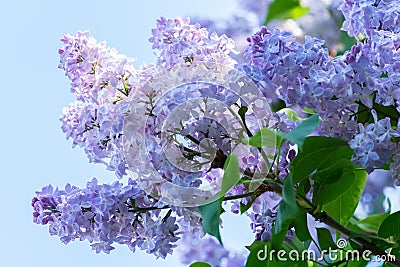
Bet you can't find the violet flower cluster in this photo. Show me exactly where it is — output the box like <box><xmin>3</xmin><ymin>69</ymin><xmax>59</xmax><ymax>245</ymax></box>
<box><xmin>32</xmin><ymin>178</ymin><xmax>179</xmax><ymax>258</ymax></box>
<box><xmin>177</xmin><ymin>223</ymin><xmax>247</xmax><ymax>267</ymax></box>
<box><xmin>149</xmin><ymin>17</ymin><xmax>237</xmax><ymax>69</ymax></box>
<box><xmin>243</xmin><ymin>2</ymin><xmax>400</xmax><ymax>179</ymax></box>
<box><xmin>58</xmin><ymin>31</ymin><xmax>135</xmax><ymax>178</ymax></box>
<box><xmin>338</xmin><ymin>0</ymin><xmax>400</xmax><ymax>39</ymax></box>
<box><xmin>33</xmin><ymin>1</ymin><xmax>400</xmax><ymax>263</ymax></box>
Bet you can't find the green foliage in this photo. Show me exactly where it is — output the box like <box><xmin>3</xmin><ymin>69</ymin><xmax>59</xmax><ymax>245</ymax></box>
<box><xmin>279</xmin><ymin>108</ymin><xmax>304</xmax><ymax>121</ymax></box>
<box><xmin>290</xmin><ymin>136</ymin><xmax>353</xmax><ymax>184</ymax></box>
<box><xmin>336</xmin><ymin>30</ymin><xmax>357</xmax><ymax>56</ymax></box>
<box><xmin>221</xmin><ymin>154</ymin><xmax>240</xmax><ymax>196</ymax></box>
<box><xmin>189</xmin><ymin>262</ymin><xmax>212</xmax><ymax>267</ymax></box>
<box><xmin>272</xmin><ymin>175</ymin><xmax>303</xmax><ymax>249</ymax></box>
<box><xmin>198</xmin><ymin>200</ymin><xmax>223</xmax><ymax>245</ymax></box>
<box><xmin>198</xmin><ymin>154</ymin><xmax>240</xmax><ymax>245</ymax></box>
<box><xmin>246</xmin><ymin>114</ymin><xmax>319</xmax><ymax>149</ymax></box>
<box><xmin>312</xmin><ymin>160</ymin><xmax>355</xmax><ymax>205</ymax></box>
<box><xmin>354</xmin><ymin>212</ymin><xmax>390</xmax><ymax>234</ymax></box>
<box><xmin>264</xmin><ymin>0</ymin><xmax>309</xmax><ymax>24</ymax></box>
<box><xmin>316</xmin><ymin>227</ymin><xmax>336</xmax><ymax>250</ymax></box>
<box><xmin>285</xmin><ymin>114</ymin><xmax>319</xmax><ymax>149</ymax></box>
<box><xmin>245</xmin><ymin>128</ymin><xmax>283</xmax><ymax>147</ymax></box>
<box><xmin>356</xmin><ymin>94</ymin><xmax>400</xmax><ymax>126</ymax></box>
<box><xmin>240</xmin><ymin>195</ymin><xmax>257</xmax><ymax>214</ymax></box>
<box><xmin>292</xmin><ymin>213</ymin><xmax>312</xmax><ymax>242</ymax></box>
<box><xmin>323</xmin><ymin>170</ymin><xmax>367</xmax><ymax>226</ymax></box>
<box><xmin>378</xmin><ymin>210</ymin><xmax>400</xmax><ymax>240</ymax></box>
<box><xmin>349</xmin><ymin>231</ymin><xmax>397</xmax><ymax>250</ymax></box>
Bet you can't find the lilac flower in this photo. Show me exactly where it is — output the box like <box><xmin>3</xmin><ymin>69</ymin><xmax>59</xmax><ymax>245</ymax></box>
<box><xmin>60</xmin><ymin>100</ymin><xmax>128</xmax><ymax>178</ymax></box>
<box><xmin>354</xmin><ymin>141</ymin><xmax>380</xmax><ymax>166</ymax></box>
<box><xmin>338</xmin><ymin>0</ymin><xmax>400</xmax><ymax>39</ymax></box>
<box><xmin>58</xmin><ymin>31</ymin><xmax>136</xmax><ymax>103</ymax></box>
<box><xmin>390</xmin><ymin>143</ymin><xmax>400</xmax><ymax>186</ymax></box>
<box><xmin>32</xmin><ymin>178</ymin><xmax>180</xmax><ymax>258</ymax></box>
<box><xmin>177</xmin><ymin>226</ymin><xmax>247</xmax><ymax>267</ymax></box>
<box><xmin>349</xmin><ymin>111</ymin><xmax>399</xmax><ymax>171</ymax></box>
<box><xmin>149</xmin><ymin>17</ymin><xmax>236</xmax><ymax>69</ymax></box>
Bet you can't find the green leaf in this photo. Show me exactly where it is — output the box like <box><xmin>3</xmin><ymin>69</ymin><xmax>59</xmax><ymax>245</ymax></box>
<box><xmin>240</xmin><ymin>195</ymin><xmax>256</xmax><ymax>214</ymax></box>
<box><xmin>264</xmin><ymin>0</ymin><xmax>309</xmax><ymax>24</ymax></box>
<box><xmin>344</xmin><ymin>259</ymin><xmax>370</xmax><ymax>267</ymax></box>
<box><xmin>296</xmin><ymin>178</ymin><xmax>311</xmax><ymax>197</ymax></box>
<box><xmin>323</xmin><ymin>169</ymin><xmax>367</xmax><ymax>225</ymax></box>
<box><xmin>198</xmin><ymin>155</ymin><xmax>240</xmax><ymax>244</ymax></box>
<box><xmin>278</xmin><ymin>108</ymin><xmax>304</xmax><ymax>121</ymax></box>
<box><xmin>356</xmin><ymin>212</ymin><xmax>390</xmax><ymax>234</ymax></box>
<box><xmin>246</xmin><ymin>114</ymin><xmax>319</xmax><ymax>149</ymax></box>
<box><xmin>221</xmin><ymin>154</ymin><xmax>240</xmax><ymax>195</ymax></box>
<box><xmin>313</xmin><ymin>163</ymin><xmax>356</xmax><ymax>205</ymax></box>
<box><xmin>292</xmin><ymin>213</ymin><xmax>312</xmax><ymax>242</ymax></box>
<box><xmin>312</xmin><ymin>159</ymin><xmax>354</xmax><ymax>185</ymax></box>
<box><xmin>204</xmin><ymin>154</ymin><xmax>240</xmax><ymax>204</ymax></box>
<box><xmin>285</xmin><ymin>114</ymin><xmax>319</xmax><ymax>149</ymax></box>
<box><xmin>316</xmin><ymin>227</ymin><xmax>336</xmax><ymax>250</ymax></box>
<box><xmin>245</xmin><ymin>128</ymin><xmax>282</xmax><ymax>147</ymax></box>
<box><xmin>378</xmin><ymin>210</ymin><xmax>400</xmax><ymax>240</ymax></box>
<box><xmin>272</xmin><ymin>175</ymin><xmax>303</xmax><ymax>249</ymax></box>
<box><xmin>198</xmin><ymin>200</ymin><xmax>223</xmax><ymax>245</ymax></box>
<box><xmin>189</xmin><ymin>262</ymin><xmax>212</xmax><ymax>267</ymax></box>
<box><xmin>336</xmin><ymin>30</ymin><xmax>357</xmax><ymax>56</ymax></box>
<box><xmin>349</xmin><ymin>231</ymin><xmax>397</xmax><ymax>250</ymax></box>
<box><xmin>271</xmin><ymin>99</ymin><xmax>286</xmax><ymax>112</ymax></box>
<box><xmin>245</xmin><ymin>240</ymin><xmax>268</xmax><ymax>267</ymax></box>
<box><xmin>302</xmin><ymin>107</ymin><xmax>316</xmax><ymax>114</ymax></box>
<box><xmin>290</xmin><ymin>136</ymin><xmax>353</xmax><ymax>184</ymax></box>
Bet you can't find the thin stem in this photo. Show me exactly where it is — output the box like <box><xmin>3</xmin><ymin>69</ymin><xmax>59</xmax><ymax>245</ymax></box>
<box><xmin>128</xmin><ymin>205</ymin><xmax>170</xmax><ymax>213</ymax></box>
<box><xmin>223</xmin><ymin>191</ymin><xmax>256</xmax><ymax>201</ymax></box>
<box><xmin>258</xmin><ymin>181</ymin><xmax>400</xmax><ymax>266</ymax></box>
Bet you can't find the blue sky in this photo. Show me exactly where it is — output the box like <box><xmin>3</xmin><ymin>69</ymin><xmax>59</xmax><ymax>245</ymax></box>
<box><xmin>0</xmin><ymin>1</ymin><xmax>254</xmax><ymax>266</ymax></box>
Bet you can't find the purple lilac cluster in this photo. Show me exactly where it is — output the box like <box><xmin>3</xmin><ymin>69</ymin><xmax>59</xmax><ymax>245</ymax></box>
<box><xmin>338</xmin><ymin>0</ymin><xmax>400</xmax><ymax>39</ymax></box>
<box><xmin>177</xmin><ymin>227</ymin><xmax>247</xmax><ymax>267</ymax></box>
<box><xmin>390</xmin><ymin>143</ymin><xmax>400</xmax><ymax>186</ymax></box>
<box><xmin>247</xmin><ymin>192</ymin><xmax>297</xmax><ymax>242</ymax></box>
<box><xmin>243</xmin><ymin>20</ymin><xmax>400</xmax><ymax>174</ymax></box>
<box><xmin>190</xmin><ymin>14</ymin><xmax>259</xmax><ymax>63</ymax></box>
<box><xmin>58</xmin><ymin>31</ymin><xmax>136</xmax><ymax>103</ymax></box>
<box><xmin>60</xmin><ymin>101</ymin><xmax>128</xmax><ymax>178</ymax></box>
<box><xmin>58</xmin><ymin>31</ymin><xmax>137</xmax><ymax>178</ymax></box>
<box><xmin>242</xmin><ymin>27</ymin><xmax>358</xmax><ymax>140</ymax></box>
<box><xmin>193</xmin><ymin>0</ymin><xmax>344</xmax><ymax>56</ymax></box>
<box><xmin>32</xmin><ymin>178</ymin><xmax>179</xmax><ymax>258</ymax></box>
<box><xmin>349</xmin><ymin>110</ymin><xmax>399</xmax><ymax>171</ymax></box>
<box><xmin>149</xmin><ymin>17</ymin><xmax>236</xmax><ymax>69</ymax></box>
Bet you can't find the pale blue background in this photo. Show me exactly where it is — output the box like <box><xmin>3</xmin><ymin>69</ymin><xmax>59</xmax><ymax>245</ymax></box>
<box><xmin>0</xmin><ymin>1</ymin><xmax>254</xmax><ymax>266</ymax></box>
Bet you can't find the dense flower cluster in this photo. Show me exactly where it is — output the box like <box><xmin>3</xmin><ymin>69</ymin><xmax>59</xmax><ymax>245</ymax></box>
<box><xmin>33</xmin><ymin>0</ymin><xmax>400</xmax><ymax>264</ymax></box>
<box><xmin>32</xmin><ymin>178</ymin><xmax>179</xmax><ymax>258</ymax></box>
<box><xmin>243</xmin><ymin>10</ymin><xmax>400</xmax><ymax>174</ymax></box>
<box><xmin>178</xmin><ymin>232</ymin><xmax>247</xmax><ymax>267</ymax></box>
<box><xmin>60</xmin><ymin>101</ymin><xmax>128</xmax><ymax>178</ymax></box>
<box><xmin>58</xmin><ymin>32</ymin><xmax>136</xmax><ymax>178</ymax></box>
<box><xmin>149</xmin><ymin>17</ymin><xmax>237</xmax><ymax>69</ymax></box>
<box><xmin>58</xmin><ymin>31</ymin><xmax>136</xmax><ymax>103</ymax></box>
<box><xmin>338</xmin><ymin>0</ymin><xmax>400</xmax><ymax>39</ymax></box>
